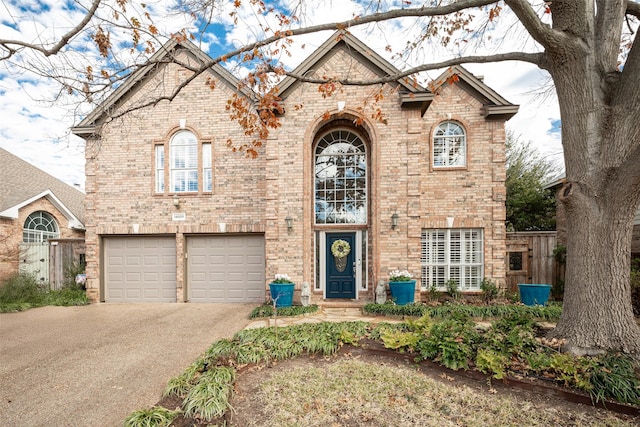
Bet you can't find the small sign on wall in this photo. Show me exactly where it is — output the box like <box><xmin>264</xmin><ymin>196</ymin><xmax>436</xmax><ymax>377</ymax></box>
<box><xmin>172</xmin><ymin>212</ymin><xmax>186</xmax><ymax>221</ymax></box>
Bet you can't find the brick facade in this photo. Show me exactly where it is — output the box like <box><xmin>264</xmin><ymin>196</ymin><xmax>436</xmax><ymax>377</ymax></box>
<box><xmin>0</xmin><ymin>198</ymin><xmax>84</xmax><ymax>283</ymax></box>
<box><xmin>76</xmin><ymin>34</ymin><xmax>515</xmax><ymax>303</ymax></box>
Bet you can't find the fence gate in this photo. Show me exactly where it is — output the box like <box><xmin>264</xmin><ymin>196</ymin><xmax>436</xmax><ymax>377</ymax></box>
<box><xmin>18</xmin><ymin>242</ymin><xmax>49</xmax><ymax>285</ymax></box>
<box><xmin>505</xmin><ymin>232</ymin><xmax>558</xmax><ymax>293</ymax></box>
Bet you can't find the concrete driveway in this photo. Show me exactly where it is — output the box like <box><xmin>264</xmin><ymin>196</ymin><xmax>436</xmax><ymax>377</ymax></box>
<box><xmin>0</xmin><ymin>303</ymin><xmax>254</xmax><ymax>427</ymax></box>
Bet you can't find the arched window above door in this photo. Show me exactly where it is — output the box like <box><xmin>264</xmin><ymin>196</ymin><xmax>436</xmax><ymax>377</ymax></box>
<box><xmin>23</xmin><ymin>211</ymin><xmax>59</xmax><ymax>243</ymax></box>
<box><xmin>314</xmin><ymin>129</ymin><xmax>367</xmax><ymax>224</ymax></box>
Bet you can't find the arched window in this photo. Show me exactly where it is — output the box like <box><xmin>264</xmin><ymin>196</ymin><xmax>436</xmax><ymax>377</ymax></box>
<box><xmin>155</xmin><ymin>130</ymin><xmax>212</xmax><ymax>194</ymax></box>
<box><xmin>433</xmin><ymin>121</ymin><xmax>466</xmax><ymax>168</ymax></box>
<box><xmin>314</xmin><ymin>129</ymin><xmax>367</xmax><ymax>224</ymax></box>
<box><xmin>170</xmin><ymin>130</ymin><xmax>199</xmax><ymax>192</ymax></box>
<box><xmin>23</xmin><ymin>211</ymin><xmax>59</xmax><ymax>243</ymax></box>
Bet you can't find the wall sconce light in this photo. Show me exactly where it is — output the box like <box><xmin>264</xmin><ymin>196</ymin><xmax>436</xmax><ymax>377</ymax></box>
<box><xmin>391</xmin><ymin>212</ymin><xmax>399</xmax><ymax>230</ymax></box>
<box><xmin>172</xmin><ymin>194</ymin><xmax>180</xmax><ymax>209</ymax></box>
<box><xmin>285</xmin><ymin>215</ymin><xmax>293</xmax><ymax>232</ymax></box>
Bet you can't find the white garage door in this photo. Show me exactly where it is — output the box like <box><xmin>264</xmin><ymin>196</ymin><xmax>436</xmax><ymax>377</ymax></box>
<box><xmin>187</xmin><ymin>235</ymin><xmax>265</xmax><ymax>303</ymax></box>
<box><xmin>104</xmin><ymin>236</ymin><xmax>176</xmax><ymax>303</ymax></box>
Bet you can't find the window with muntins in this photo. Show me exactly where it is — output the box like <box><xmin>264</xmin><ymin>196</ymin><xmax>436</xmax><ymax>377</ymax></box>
<box><xmin>421</xmin><ymin>228</ymin><xmax>483</xmax><ymax>290</ymax></box>
<box><xmin>155</xmin><ymin>131</ymin><xmax>212</xmax><ymax>194</ymax></box>
<box><xmin>23</xmin><ymin>211</ymin><xmax>59</xmax><ymax>243</ymax></box>
<box><xmin>433</xmin><ymin>121</ymin><xmax>466</xmax><ymax>168</ymax></box>
<box><xmin>314</xmin><ymin>129</ymin><xmax>367</xmax><ymax>224</ymax></box>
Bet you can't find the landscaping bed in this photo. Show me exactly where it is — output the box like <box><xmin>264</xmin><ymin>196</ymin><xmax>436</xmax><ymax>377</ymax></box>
<box><xmin>125</xmin><ymin>315</ymin><xmax>640</xmax><ymax>427</ymax></box>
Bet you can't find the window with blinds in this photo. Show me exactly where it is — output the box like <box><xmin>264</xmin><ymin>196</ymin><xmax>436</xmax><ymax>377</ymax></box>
<box><xmin>421</xmin><ymin>228</ymin><xmax>483</xmax><ymax>290</ymax></box>
<box><xmin>155</xmin><ymin>131</ymin><xmax>212</xmax><ymax>194</ymax></box>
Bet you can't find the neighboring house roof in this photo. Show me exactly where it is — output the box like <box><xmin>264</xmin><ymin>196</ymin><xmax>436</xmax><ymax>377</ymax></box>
<box><xmin>0</xmin><ymin>147</ymin><xmax>85</xmax><ymax>229</ymax></box>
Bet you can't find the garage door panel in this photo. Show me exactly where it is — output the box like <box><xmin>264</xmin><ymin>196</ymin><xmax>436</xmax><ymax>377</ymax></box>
<box><xmin>104</xmin><ymin>236</ymin><xmax>176</xmax><ymax>303</ymax></box>
<box><xmin>187</xmin><ymin>235</ymin><xmax>265</xmax><ymax>303</ymax></box>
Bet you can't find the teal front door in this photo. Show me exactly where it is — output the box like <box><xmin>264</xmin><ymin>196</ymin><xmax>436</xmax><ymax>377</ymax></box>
<box><xmin>326</xmin><ymin>233</ymin><xmax>356</xmax><ymax>299</ymax></box>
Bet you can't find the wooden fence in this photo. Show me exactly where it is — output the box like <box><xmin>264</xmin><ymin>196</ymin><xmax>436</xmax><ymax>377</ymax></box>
<box><xmin>505</xmin><ymin>231</ymin><xmax>562</xmax><ymax>293</ymax></box>
<box><xmin>48</xmin><ymin>239</ymin><xmax>85</xmax><ymax>289</ymax></box>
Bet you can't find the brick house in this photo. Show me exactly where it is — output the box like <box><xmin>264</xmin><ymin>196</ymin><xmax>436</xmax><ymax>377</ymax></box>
<box><xmin>71</xmin><ymin>32</ymin><xmax>517</xmax><ymax>304</ymax></box>
<box><xmin>0</xmin><ymin>148</ymin><xmax>85</xmax><ymax>285</ymax></box>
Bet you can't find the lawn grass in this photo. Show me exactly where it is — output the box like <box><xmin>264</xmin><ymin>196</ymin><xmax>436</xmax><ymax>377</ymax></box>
<box><xmin>241</xmin><ymin>358</ymin><xmax>634</xmax><ymax>427</ymax></box>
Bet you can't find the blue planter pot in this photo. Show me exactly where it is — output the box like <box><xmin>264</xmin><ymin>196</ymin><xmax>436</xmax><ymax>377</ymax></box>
<box><xmin>389</xmin><ymin>280</ymin><xmax>416</xmax><ymax>306</ymax></box>
<box><xmin>269</xmin><ymin>283</ymin><xmax>295</xmax><ymax>307</ymax></box>
<box><xmin>518</xmin><ymin>284</ymin><xmax>552</xmax><ymax>306</ymax></box>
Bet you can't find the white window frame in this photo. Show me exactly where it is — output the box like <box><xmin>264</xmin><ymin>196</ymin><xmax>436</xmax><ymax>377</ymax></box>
<box><xmin>314</xmin><ymin>129</ymin><xmax>368</xmax><ymax>225</ymax></box>
<box><xmin>433</xmin><ymin>121</ymin><xmax>466</xmax><ymax>168</ymax></box>
<box><xmin>155</xmin><ymin>145</ymin><xmax>164</xmax><ymax>193</ymax></box>
<box><xmin>155</xmin><ymin>131</ymin><xmax>212</xmax><ymax>194</ymax></box>
<box><xmin>170</xmin><ymin>130</ymin><xmax>198</xmax><ymax>193</ymax></box>
<box><xmin>421</xmin><ymin>228</ymin><xmax>483</xmax><ymax>291</ymax></box>
<box><xmin>23</xmin><ymin>211</ymin><xmax>59</xmax><ymax>243</ymax></box>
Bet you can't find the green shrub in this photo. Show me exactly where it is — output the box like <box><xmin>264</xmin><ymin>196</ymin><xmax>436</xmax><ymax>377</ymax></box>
<box><xmin>0</xmin><ymin>272</ymin><xmax>88</xmax><ymax>311</ymax></box>
<box><xmin>476</xmin><ymin>348</ymin><xmax>509</xmax><ymax>379</ymax></box>
<box><xmin>249</xmin><ymin>303</ymin><xmax>319</xmax><ymax>318</ymax></box>
<box><xmin>480</xmin><ymin>313</ymin><xmax>538</xmax><ymax>357</ymax></box>
<box><xmin>182</xmin><ymin>367</ymin><xmax>236</xmax><ymax>421</ymax></box>
<box><xmin>589</xmin><ymin>352</ymin><xmax>640</xmax><ymax>405</ymax></box>
<box><xmin>123</xmin><ymin>406</ymin><xmax>180</xmax><ymax>427</ymax></box>
<box><xmin>364</xmin><ymin>302</ymin><xmax>562</xmax><ymax>321</ymax></box>
<box><xmin>0</xmin><ymin>273</ymin><xmax>46</xmax><ymax>305</ymax></box>
<box><xmin>445</xmin><ymin>279</ymin><xmax>460</xmax><ymax>300</ymax></box>
<box><xmin>416</xmin><ymin>313</ymin><xmax>479</xmax><ymax>370</ymax></box>
<box><xmin>480</xmin><ymin>278</ymin><xmax>499</xmax><ymax>303</ymax></box>
<box><xmin>61</xmin><ymin>260</ymin><xmax>86</xmax><ymax>290</ymax></box>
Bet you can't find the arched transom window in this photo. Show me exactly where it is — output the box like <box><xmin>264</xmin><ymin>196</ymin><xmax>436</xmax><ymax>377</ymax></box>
<box><xmin>23</xmin><ymin>211</ymin><xmax>59</xmax><ymax>243</ymax></box>
<box><xmin>315</xmin><ymin>129</ymin><xmax>367</xmax><ymax>224</ymax></box>
<box><xmin>433</xmin><ymin>121</ymin><xmax>466</xmax><ymax>167</ymax></box>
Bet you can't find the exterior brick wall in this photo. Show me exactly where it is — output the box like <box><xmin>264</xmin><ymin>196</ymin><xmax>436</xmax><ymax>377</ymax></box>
<box><xmin>82</xmin><ymin>43</ymin><xmax>512</xmax><ymax>303</ymax></box>
<box><xmin>0</xmin><ymin>198</ymin><xmax>84</xmax><ymax>284</ymax></box>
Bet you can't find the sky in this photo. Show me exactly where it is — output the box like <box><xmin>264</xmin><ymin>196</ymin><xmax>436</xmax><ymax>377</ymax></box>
<box><xmin>0</xmin><ymin>0</ymin><xmax>564</xmax><ymax>190</ymax></box>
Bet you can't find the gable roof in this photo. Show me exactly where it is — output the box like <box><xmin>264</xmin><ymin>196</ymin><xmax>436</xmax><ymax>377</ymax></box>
<box><xmin>72</xmin><ymin>38</ymin><xmax>249</xmax><ymax>136</ymax></box>
<box><xmin>0</xmin><ymin>147</ymin><xmax>85</xmax><ymax>229</ymax></box>
<box><xmin>433</xmin><ymin>65</ymin><xmax>519</xmax><ymax>120</ymax></box>
<box><xmin>72</xmin><ymin>31</ymin><xmax>518</xmax><ymax>136</ymax></box>
<box><xmin>276</xmin><ymin>31</ymin><xmax>434</xmax><ymax>115</ymax></box>
<box><xmin>277</xmin><ymin>31</ymin><xmax>517</xmax><ymax>119</ymax></box>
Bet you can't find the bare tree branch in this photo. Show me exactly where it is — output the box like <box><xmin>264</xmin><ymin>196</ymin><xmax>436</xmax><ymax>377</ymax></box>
<box><xmin>281</xmin><ymin>51</ymin><xmax>544</xmax><ymax>86</ymax></box>
<box><xmin>0</xmin><ymin>0</ymin><xmax>103</xmax><ymax>59</ymax></box>
<box><xmin>505</xmin><ymin>0</ymin><xmax>577</xmax><ymax>51</ymax></box>
<box><xmin>627</xmin><ymin>0</ymin><xmax>640</xmax><ymax>18</ymax></box>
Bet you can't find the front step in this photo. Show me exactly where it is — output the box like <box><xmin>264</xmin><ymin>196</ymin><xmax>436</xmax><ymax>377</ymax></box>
<box><xmin>315</xmin><ymin>298</ymin><xmax>369</xmax><ymax>310</ymax></box>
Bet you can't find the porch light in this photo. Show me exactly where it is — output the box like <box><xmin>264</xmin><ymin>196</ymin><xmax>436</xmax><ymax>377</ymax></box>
<box><xmin>285</xmin><ymin>215</ymin><xmax>293</xmax><ymax>232</ymax></box>
<box><xmin>173</xmin><ymin>194</ymin><xmax>180</xmax><ymax>209</ymax></box>
<box><xmin>391</xmin><ymin>212</ymin><xmax>399</xmax><ymax>230</ymax></box>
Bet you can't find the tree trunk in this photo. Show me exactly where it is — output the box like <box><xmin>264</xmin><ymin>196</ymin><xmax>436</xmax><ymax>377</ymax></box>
<box><xmin>544</xmin><ymin>40</ymin><xmax>640</xmax><ymax>355</ymax></box>
<box><xmin>550</xmin><ymin>173</ymin><xmax>640</xmax><ymax>356</ymax></box>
